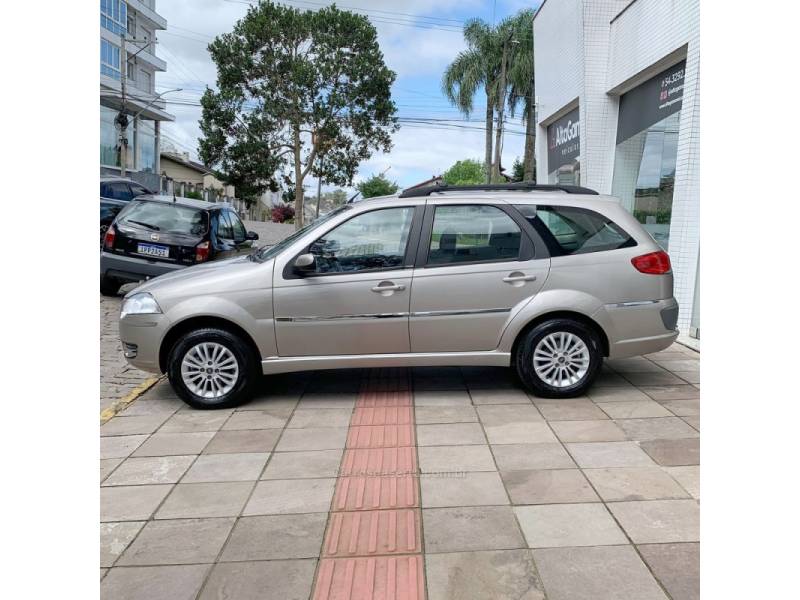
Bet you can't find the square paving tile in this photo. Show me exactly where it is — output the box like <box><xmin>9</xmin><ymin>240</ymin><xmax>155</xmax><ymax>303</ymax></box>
<box><xmin>182</xmin><ymin>452</ymin><xmax>269</xmax><ymax>483</ymax></box>
<box><xmin>158</xmin><ymin>410</ymin><xmax>232</xmax><ymax>433</ymax></box>
<box><xmin>425</xmin><ymin>549</ymin><xmax>545</xmax><ymax>600</ymax></box>
<box><xmin>414</xmin><ymin>406</ymin><xmax>478</xmax><ymax>424</ymax></box>
<box><xmin>606</xmin><ymin>358</ymin><xmax>665</xmax><ymax>373</ymax></box>
<box><xmin>419</xmin><ymin>444</ymin><xmax>496</xmax><ymax>473</ymax></box>
<box><xmin>199</xmin><ymin>559</ymin><xmax>317</xmax><ymax>600</ymax></box>
<box><xmin>638</xmin><ymin>542</ymin><xmax>700</xmax><ymax>600</ymax></box>
<box><xmin>417</xmin><ymin>422</ymin><xmax>486</xmax><ymax>446</ymax></box>
<box><xmin>622</xmin><ymin>372</ymin><xmax>687</xmax><ymax>386</ymax></box>
<box><xmin>220</xmin><ymin>513</ymin><xmax>327</xmax><ymax>561</ymax></box>
<box><xmin>414</xmin><ymin>376</ymin><xmax>466</xmax><ymax>391</ymax></box>
<box><xmin>652</xmin><ymin>359</ymin><xmax>700</xmax><ymax>372</ymax></box>
<box><xmin>501</xmin><ymin>469</ymin><xmax>599</xmax><ymax>505</ymax></box>
<box><xmin>243</xmin><ymin>478</ymin><xmax>336</xmax><ymax>515</ymax></box>
<box><xmin>133</xmin><ymin>432</ymin><xmax>215</xmax><ymax>457</ymax></box>
<box><xmin>665</xmin><ymin>466</ymin><xmax>700</xmax><ymax>498</ymax></box>
<box><xmin>583</xmin><ymin>467</ymin><xmax>689</xmax><ymax>501</ymax></box>
<box><xmin>222</xmin><ymin>409</ymin><xmax>290</xmax><ymax>430</ymax></box>
<box><xmin>100</xmin><ymin>521</ymin><xmax>145</xmax><ymax>567</ymax></box>
<box><xmin>566</xmin><ymin>441</ymin><xmax>655</xmax><ymax>468</ymax></box>
<box><xmin>674</xmin><ymin>371</ymin><xmax>700</xmax><ymax>384</ymax></box>
<box><xmin>423</xmin><ymin>506</ymin><xmax>524</xmax><ymax>553</ymax></box>
<box><xmin>101</xmin><ymin>415</ymin><xmax>170</xmax><ymax>437</ymax></box>
<box><xmin>120</xmin><ymin>397</ymin><xmax>182</xmax><ymax>417</ymax></box>
<box><xmin>287</xmin><ymin>408</ymin><xmax>353</xmax><ymax>428</ymax></box>
<box><xmin>534</xmin><ymin>400</ymin><xmax>608</xmax><ymax>421</ymax></box>
<box><xmin>491</xmin><ymin>443</ymin><xmax>576</xmax><ymax>471</ymax></box>
<box><xmin>296</xmin><ymin>394</ymin><xmax>357</xmax><ymax>409</ymax></box>
<box><xmin>597</xmin><ymin>400</ymin><xmax>672</xmax><ymax>419</ymax></box>
<box><xmin>238</xmin><ymin>396</ymin><xmax>300</xmax><ymax>412</ymax></box>
<box><xmin>203</xmin><ymin>429</ymin><xmax>281</xmax><ymax>454</ymax></box>
<box><xmin>514</xmin><ymin>503</ymin><xmax>627</xmax><ymax>548</ymax></box>
<box><xmin>476</xmin><ymin>404</ymin><xmax>543</xmax><ymax>424</ymax></box>
<box><xmin>261</xmin><ymin>449</ymin><xmax>343</xmax><ymax>479</ymax></box>
<box><xmin>469</xmin><ymin>388</ymin><xmax>532</xmax><ymax>404</ymax></box>
<box><xmin>608</xmin><ymin>499</ymin><xmax>700</xmax><ymax>543</ymax></box>
<box><xmin>660</xmin><ymin>399</ymin><xmax>700</xmax><ymax>417</ymax></box>
<box><xmin>483</xmin><ymin>421</ymin><xmax>557</xmax><ymax>445</ymax></box>
<box><xmin>639</xmin><ymin>438</ymin><xmax>700</xmax><ymax>466</ymax></box>
<box><xmin>412</xmin><ymin>390</ymin><xmax>472</xmax><ymax>406</ymax></box>
<box><xmin>101</xmin><ymin>458</ymin><xmax>124</xmax><ymax>482</ymax></box>
<box><xmin>550</xmin><ymin>420</ymin><xmax>626</xmax><ymax>443</ymax></box>
<box><xmin>274</xmin><ymin>427</ymin><xmax>348</xmax><ymax>451</ymax></box>
<box><xmin>533</xmin><ymin>545</ymin><xmax>668</xmax><ymax>600</ymax></box>
<box><xmin>117</xmin><ymin>517</ymin><xmax>234</xmax><ymax>565</ymax></box>
<box><xmin>615</xmin><ymin>417</ymin><xmax>699</xmax><ymax>441</ymax></box>
<box><xmin>101</xmin><ymin>485</ymin><xmax>173</xmax><ymax>522</ymax></box>
<box><xmin>103</xmin><ymin>455</ymin><xmax>196</xmax><ymax>486</ymax></box>
<box><xmin>587</xmin><ymin>387</ymin><xmax>651</xmax><ymax>403</ymax></box>
<box><xmin>155</xmin><ymin>482</ymin><xmax>254</xmax><ymax>519</ymax></box>
<box><xmin>683</xmin><ymin>416</ymin><xmax>700</xmax><ymax>430</ymax></box>
<box><xmin>422</xmin><ymin>471</ymin><xmax>509</xmax><ymax>507</ymax></box>
<box><xmin>101</xmin><ymin>435</ymin><xmax>149</xmax><ymax>459</ymax></box>
<box><xmin>592</xmin><ymin>371</ymin><xmax>634</xmax><ymax>387</ymax></box>
<box><xmin>640</xmin><ymin>385</ymin><xmax>699</xmax><ymax>401</ymax></box>
<box><xmin>101</xmin><ymin>565</ymin><xmax>211</xmax><ymax>600</ymax></box>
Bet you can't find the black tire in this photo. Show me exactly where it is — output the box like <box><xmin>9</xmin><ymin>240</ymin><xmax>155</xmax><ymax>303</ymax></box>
<box><xmin>515</xmin><ymin>318</ymin><xmax>603</xmax><ymax>398</ymax></box>
<box><xmin>100</xmin><ymin>275</ymin><xmax>121</xmax><ymax>297</ymax></box>
<box><xmin>167</xmin><ymin>327</ymin><xmax>259</xmax><ymax>409</ymax></box>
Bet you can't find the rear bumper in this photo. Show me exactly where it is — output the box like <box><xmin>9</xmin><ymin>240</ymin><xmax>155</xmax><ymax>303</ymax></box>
<box><xmin>100</xmin><ymin>251</ymin><xmax>186</xmax><ymax>283</ymax></box>
<box><xmin>602</xmin><ymin>297</ymin><xmax>680</xmax><ymax>359</ymax></box>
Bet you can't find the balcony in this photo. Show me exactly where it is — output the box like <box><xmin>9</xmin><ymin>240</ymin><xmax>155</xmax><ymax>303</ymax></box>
<box><xmin>125</xmin><ymin>0</ymin><xmax>167</xmax><ymax>30</ymax></box>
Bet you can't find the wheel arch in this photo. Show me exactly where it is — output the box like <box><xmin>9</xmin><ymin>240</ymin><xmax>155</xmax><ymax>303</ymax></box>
<box><xmin>509</xmin><ymin>310</ymin><xmax>611</xmax><ymax>364</ymax></box>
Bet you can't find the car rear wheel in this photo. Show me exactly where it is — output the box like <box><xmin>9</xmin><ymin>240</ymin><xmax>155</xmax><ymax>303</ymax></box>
<box><xmin>100</xmin><ymin>275</ymin><xmax>121</xmax><ymax>297</ymax></box>
<box><xmin>515</xmin><ymin>318</ymin><xmax>603</xmax><ymax>398</ymax></box>
<box><xmin>167</xmin><ymin>328</ymin><xmax>258</xmax><ymax>409</ymax></box>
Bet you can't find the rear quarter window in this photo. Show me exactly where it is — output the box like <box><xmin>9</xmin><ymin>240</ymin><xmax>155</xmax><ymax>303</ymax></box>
<box><xmin>515</xmin><ymin>204</ymin><xmax>636</xmax><ymax>256</ymax></box>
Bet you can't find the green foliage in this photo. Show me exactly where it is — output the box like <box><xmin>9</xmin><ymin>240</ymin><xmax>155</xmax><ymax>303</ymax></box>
<box><xmin>184</xmin><ymin>190</ymin><xmax>203</xmax><ymax>200</ymax></box>
<box><xmin>442</xmin><ymin>159</ymin><xmax>486</xmax><ymax>185</ymax></box>
<box><xmin>198</xmin><ymin>0</ymin><xmax>398</xmax><ymax>226</ymax></box>
<box><xmin>356</xmin><ymin>173</ymin><xmax>400</xmax><ymax>198</ymax></box>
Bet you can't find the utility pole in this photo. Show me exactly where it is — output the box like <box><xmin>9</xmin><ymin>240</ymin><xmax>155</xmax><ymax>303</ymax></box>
<box><xmin>117</xmin><ymin>36</ymin><xmax>129</xmax><ymax>177</ymax></box>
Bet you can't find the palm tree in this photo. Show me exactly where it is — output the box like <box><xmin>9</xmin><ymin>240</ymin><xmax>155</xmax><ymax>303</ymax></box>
<box><xmin>506</xmin><ymin>9</ymin><xmax>536</xmax><ymax>181</ymax></box>
<box><xmin>442</xmin><ymin>19</ymin><xmax>503</xmax><ymax>184</ymax></box>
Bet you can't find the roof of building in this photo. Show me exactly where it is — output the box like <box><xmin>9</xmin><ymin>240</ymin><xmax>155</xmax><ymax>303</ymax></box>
<box><xmin>160</xmin><ymin>152</ymin><xmax>215</xmax><ymax>176</ymax></box>
<box><xmin>403</xmin><ymin>175</ymin><xmax>443</xmax><ymax>191</ymax></box>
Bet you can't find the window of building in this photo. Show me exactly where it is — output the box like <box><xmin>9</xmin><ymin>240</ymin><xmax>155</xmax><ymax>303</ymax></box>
<box><xmin>515</xmin><ymin>205</ymin><xmax>636</xmax><ymax>256</ymax></box>
<box><xmin>141</xmin><ymin>70</ymin><xmax>152</xmax><ymax>93</ymax></box>
<box><xmin>546</xmin><ymin>106</ymin><xmax>580</xmax><ymax>186</ymax></box>
<box><xmin>127</xmin><ymin>59</ymin><xmax>136</xmax><ymax>81</ymax></box>
<box><xmin>101</xmin><ymin>0</ymin><xmax>127</xmax><ymax>36</ymax></box>
<box><xmin>612</xmin><ymin>61</ymin><xmax>685</xmax><ymax>251</ymax></box>
<box><xmin>428</xmin><ymin>205</ymin><xmax>522</xmax><ymax>266</ymax></box>
<box><xmin>100</xmin><ymin>105</ymin><xmax>118</xmax><ymax>167</ymax></box>
<box><xmin>138</xmin><ymin>120</ymin><xmax>156</xmax><ymax>173</ymax></box>
<box><xmin>100</xmin><ymin>39</ymin><xmax>121</xmax><ymax>80</ymax></box>
<box><xmin>309</xmin><ymin>207</ymin><xmax>414</xmax><ymax>274</ymax></box>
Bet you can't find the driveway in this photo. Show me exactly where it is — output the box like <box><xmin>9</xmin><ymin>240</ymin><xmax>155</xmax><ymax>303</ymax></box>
<box><xmin>100</xmin><ymin>344</ymin><xmax>699</xmax><ymax>600</ymax></box>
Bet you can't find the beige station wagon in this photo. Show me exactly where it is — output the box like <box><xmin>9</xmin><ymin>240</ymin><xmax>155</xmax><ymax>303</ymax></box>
<box><xmin>117</xmin><ymin>183</ymin><xmax>678</xmax><ymax>409</ymax></box>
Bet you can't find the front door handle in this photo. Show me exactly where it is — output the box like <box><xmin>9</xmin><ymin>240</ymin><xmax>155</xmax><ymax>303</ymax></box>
<box><xmin>503</xmin><ymin>272</ymin><xmax>537</xmax><ymax>285</ymax></box>
<box><xmin>371</xmin><ymin>281</ymin><xmax>406</xmax><ymax>295</ymax></box>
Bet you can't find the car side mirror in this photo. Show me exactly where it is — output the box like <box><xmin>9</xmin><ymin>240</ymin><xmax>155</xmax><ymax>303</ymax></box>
<box><xmin>246</xmin><ymin>231</ymin><xmax>259</xmax><ymax>241</ymax></box>
<box><xmin>293</xmin><ymin>253</ymin><xmax>316</xmax><ymax>274</ymax></box>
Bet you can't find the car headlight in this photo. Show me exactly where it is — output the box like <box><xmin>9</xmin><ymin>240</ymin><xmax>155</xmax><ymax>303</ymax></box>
<box><xmin>120</xmin><ymin>292</ymin><xmax>162</xmax><ymax>319</ymax></box>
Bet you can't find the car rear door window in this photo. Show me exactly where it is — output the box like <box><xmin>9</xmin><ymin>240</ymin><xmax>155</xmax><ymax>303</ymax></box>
<box><xmin>515</xmin><ymin>204</ymin><xmax>636</xmax><ymax>256</ymax></box>
<box><xmin>427</xmin><ymin>205</ymin><xmax>522</xmax><ymax>266</ymax></box>
<box><xmin>106</xmin><ymin>182</ymin><xmax>133</xmax><ymax>201</ymax></box>
<box><xmin>217</xmin><ymin>211</ymin><xmax>234</xmax><ymax>240</ymax></box>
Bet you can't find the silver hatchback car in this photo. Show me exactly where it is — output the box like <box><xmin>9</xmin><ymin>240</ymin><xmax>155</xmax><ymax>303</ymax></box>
<box><xmin>118</xmin><ymin>183</ymin><xmax>678</xmax><ymax>409</ymax></box>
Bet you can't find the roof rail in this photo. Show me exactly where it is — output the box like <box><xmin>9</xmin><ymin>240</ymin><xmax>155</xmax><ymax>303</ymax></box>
<box><xmin>397</xmin><ymin>182</ymin><xmax>599</xmax><ymax>198</ymax></box>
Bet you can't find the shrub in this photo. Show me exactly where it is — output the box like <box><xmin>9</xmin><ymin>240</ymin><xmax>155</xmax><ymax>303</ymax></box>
<box><xmin>271</xmin><ymin>204</ymin><xmax>296</xmax><ymax>223</ymax></box>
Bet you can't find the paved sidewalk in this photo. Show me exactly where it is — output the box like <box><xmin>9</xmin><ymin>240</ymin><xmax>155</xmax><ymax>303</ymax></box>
<box><xmin>100</xmin><ymin>343</ymin><xmax>699</xmax><ymax>600</ymax></box>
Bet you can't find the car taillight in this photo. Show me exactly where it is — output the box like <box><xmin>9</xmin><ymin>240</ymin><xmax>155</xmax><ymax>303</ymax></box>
<box><xmin>631</xmin><ymin>251</ymin><xmax>672</xmax><ymax>274</ymax></box>
<box><xmin>195</xmin><ymin>240</ymin><xmax>210</xmax><ymax>263</ymax></box>
<box><xmin>103</xmin><ymin>225</ymin><xmax>116</xmax><ymax>250</ymax></box>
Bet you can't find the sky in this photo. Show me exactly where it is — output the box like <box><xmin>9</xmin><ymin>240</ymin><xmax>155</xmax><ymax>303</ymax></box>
<box><xmin>155</xmin><ymin>0</ymin><xmax>539</xmax><ymax>195</ymax></box>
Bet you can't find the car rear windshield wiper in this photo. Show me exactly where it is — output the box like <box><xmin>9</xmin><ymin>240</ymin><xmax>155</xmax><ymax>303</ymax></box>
<box><xmin>126</xmin><ymin>220</ymin><xmax>161</xmax><ymax>231</ymax></box>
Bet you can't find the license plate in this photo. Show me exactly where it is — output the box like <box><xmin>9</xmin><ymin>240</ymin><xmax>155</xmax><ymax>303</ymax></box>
<box><xmin>137</xmin><ymin>243</ymin><xmax>169</xmax><ymax>258</ymax></box>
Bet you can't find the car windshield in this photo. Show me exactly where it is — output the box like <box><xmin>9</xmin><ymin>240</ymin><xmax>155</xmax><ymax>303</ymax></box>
<box><xmin>251</xmin><ymin>205</ymin><xmax>352</xmax><ymax>262</ymax></box>
<box><xmin>117</xmin><ymin>201</ymin><xmax>208</xmax><ymax>236</ymax></box>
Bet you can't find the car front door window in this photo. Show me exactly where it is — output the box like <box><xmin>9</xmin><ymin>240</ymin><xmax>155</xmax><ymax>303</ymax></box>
<box><xmin>308</xmin><ymin>207</ymin><xmax>415</xmax><ymax>274</ymax></box>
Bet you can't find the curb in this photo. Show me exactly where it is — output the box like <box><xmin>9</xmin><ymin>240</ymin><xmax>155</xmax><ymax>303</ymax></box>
<box><xmin>100</xmin><ymin>376</ymin><xmax>163</xmax><ymax>424</ymax></box>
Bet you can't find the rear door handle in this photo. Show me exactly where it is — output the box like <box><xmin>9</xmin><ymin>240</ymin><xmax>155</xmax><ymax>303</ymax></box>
<box><xmin>371</xmin><ymin>282</ymin><xmax>406</xmax><ymax>293</ymax></box>
<box><xmin>503</xmin><ymin>274</ymin><xmax>537</xmax><ymax>283</ymax></box>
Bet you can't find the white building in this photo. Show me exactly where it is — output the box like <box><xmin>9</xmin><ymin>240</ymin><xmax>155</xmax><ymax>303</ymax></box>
<box><xmin>533</xmin><ymin>0</ymin><xmax>699</xmax><ymax>339</ymax></box>
<box><xmin>100</xmin><ymin>0</ymin><xmax>174</xmax><ymax>190</ymax></box>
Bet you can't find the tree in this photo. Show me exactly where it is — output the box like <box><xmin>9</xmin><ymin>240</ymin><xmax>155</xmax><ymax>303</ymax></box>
<box><xmin>442</xmin><ymin>159</ymin><xmax>485</xmax><ymax>185</ymax></box>
<box><xmin>356</xmin><ymin>173</ymin><xmax>399</xmax><ymax>198</ymax></box>
<box><xmin>199</xmin><ymin>1</ymin><xmax>398</xmax><ymax>229</ymax></box>
<box><xmin>442</xmin><ymin>19</ymin><xmax>503</xmax><ymax>184</ymax></box>
<box><xmin>506</xmin><ymin>9</ymin><xmax>536</xmax><ymax>181</ymax></box>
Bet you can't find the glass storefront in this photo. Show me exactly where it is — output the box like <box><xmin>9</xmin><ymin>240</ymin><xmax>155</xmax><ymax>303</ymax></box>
<box><xmin>612</xmin><ymin>61</ymin><xmax>685</xmax><ymax>250</ymax></box>
<box><xmin>100</xmin><ymin>104</ymin><xmax>134</xmax><ymax>170</ymax></box>
<box><xmin>138</xmin><ymin>119</ymin><xmax>156</xmax><ymax>173</ymax></box>
<box><xmin>547</xmin><ymin>106</ymin><xmax>580</xmax><ymax>186</ymax></box>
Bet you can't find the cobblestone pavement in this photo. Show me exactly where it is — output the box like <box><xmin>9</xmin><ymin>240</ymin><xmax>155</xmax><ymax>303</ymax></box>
<box><xmin>100</xmin><ymin>343</ymin><xmax>699</xmax><ymax>600</ymax></box>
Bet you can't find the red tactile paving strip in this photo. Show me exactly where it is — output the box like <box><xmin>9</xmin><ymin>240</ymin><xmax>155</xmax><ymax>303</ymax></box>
<box><xmin>314</xmin><ymin>555</ymin><xmax>424</xmax><ymax>600</ymax></box>
<box><xmin>313</xmin><ymin>374</ymin><xmax>426</xmax><ymax>600</ymax></box>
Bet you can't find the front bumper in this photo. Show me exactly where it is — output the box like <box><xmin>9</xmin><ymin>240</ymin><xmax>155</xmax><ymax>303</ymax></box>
<box><xmin>603</xmin><ymin>297</ymin><xmax>680</xmax><ymax>359</ymax></box>
<box><xmin>118</xmin><ymin>311</ymin><xmax>171</xmax><ymax>373</ymax></box>
<box><xmin>101</xmin><ymin>250</ymin><xmax>186</xmax><ymax>283</ymax></box>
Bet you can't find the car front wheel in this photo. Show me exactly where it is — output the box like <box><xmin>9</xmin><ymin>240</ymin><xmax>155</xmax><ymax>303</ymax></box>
<box><xmin>515</xmin><ymin>318</ymin><xmax>603</xmax><ymax>398</ymax></box>
<box><xmin>167</xmin><ymin>327</ymin><xmax>258</xmax><ymax>409</ymax></box>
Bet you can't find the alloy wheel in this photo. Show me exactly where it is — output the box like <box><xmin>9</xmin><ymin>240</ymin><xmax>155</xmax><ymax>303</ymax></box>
<box><xmin>532</xmin><ymin>331</ymin><xmax>591</xmax><ymax>388</ymax></box>
<box><xmin>180</xmin><ymin>342</ymin><xmax>240</xmax><ymax>399</ymax></box>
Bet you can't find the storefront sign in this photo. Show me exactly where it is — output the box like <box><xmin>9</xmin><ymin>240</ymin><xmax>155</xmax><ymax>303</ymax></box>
<box><xmin>616</xmin><ymin>60</ymin><xmax>686</xmax><ymax>144</ymax></box>
<box><xmin>547</xmin><ymin>106</ymin><xmax>580</xmax><ymax>172</ymax></box>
